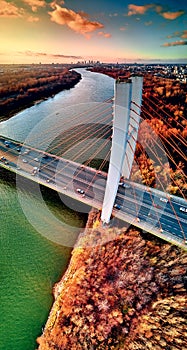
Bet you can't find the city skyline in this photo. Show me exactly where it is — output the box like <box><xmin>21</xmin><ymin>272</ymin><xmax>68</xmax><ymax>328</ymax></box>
<box><xmin>0</xmin><ymin>0</ymin><xmax>187</xmax><ymax>64</ymax></box>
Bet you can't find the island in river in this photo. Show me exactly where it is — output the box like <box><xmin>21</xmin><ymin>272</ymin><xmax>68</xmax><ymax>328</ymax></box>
<box><xmin>37</xmin><ymin>209</ymin><xmax>187</xmax><ymax>350</ymax></box>
<box><xmin>0</xmin><ymin>64</ymin><xmax>81</xmax><ymax>121</ymax></box>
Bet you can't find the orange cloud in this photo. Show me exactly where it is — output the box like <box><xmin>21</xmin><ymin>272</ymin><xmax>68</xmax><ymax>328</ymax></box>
<box><xmin>181</xmin><ymin>30</ymin><xmax>187</xmax><ymax>39</ymax></box>
<box><xmin>19</xmin><ymin>50</ymin><xmax>82</xmax><ymax>59</ymax></box>
<box><xmin>27</xmin><ymin>15</ymin><xmax>39</xmax><ymax>22</ymax></box>
<box><xmin>159</xmin><ymin>10</ymin><xmax>185</xmax><ymax>20</ymax></box>
<box><xmin>98</xmin><ymin>31</ymin><xmax>111</xmax><ymax>38</ymax></box>
<box><xmin>0</xmin><ymin>0</ymin><xmax>24</xmax><ymax>17</ymax></box>
<box><xmin>167</xmin><ymin>31</ymin><xmax>180</xmax><ymax>38</ymax></box>
<box><xmin>166</xmin><ymin>30</ymin><xmax>187</xmax><ymax>40</ymax></box>
<box><xmin>154</xmin><ymin>5</ymin><xmax>163</xmax><ymax>14</ymax></box>
<box><xmin>127</xmin><ymin>4</ymin><xmax>185</xmax><ymax>22</ymax></box>
<box><xmin>120</xmin><ymin>26</ymin><xmax>127</xmax><ymax>31</ymax></box>
<box><xmin>127</xmin><ymin>4</ymin><xmax>153</xmax><ymax>16</ymax></box>
<box><xmin>23</xmin><ymin>0</ymin><xmax>46</xmax><ymax>12</ymax></box>
<box><xmin>162</xmin><ymin>40</ymin><xmax>187</xmax><ymax>47</ymax></box>
<box><xmin>49</xmin><ymin>5</ymin><xmax>104</xmax><ymax>37</ymax></box>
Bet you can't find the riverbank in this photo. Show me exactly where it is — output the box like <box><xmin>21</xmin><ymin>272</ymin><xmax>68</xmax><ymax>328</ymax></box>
<box><xmin>0</xmin><ymin>67</ymin><xmax>81</xmax><ymax>121</ymax></box>
<box><xmin>37</xmin><ymin>209</ymin><xmax>187</xmax><ymax>350</ymax></box>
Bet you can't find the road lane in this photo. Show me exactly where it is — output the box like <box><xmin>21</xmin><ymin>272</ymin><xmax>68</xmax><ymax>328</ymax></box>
<box><xmin>0</xmin><ymin>136</ymin><xmax>186</xmax><ymax>247</ymax></box>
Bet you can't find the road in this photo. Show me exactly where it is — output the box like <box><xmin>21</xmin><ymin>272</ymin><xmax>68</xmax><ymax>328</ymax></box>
<box><xmin>0</xmin><ymin>136</ymin><xmax>187</xmax><ymax>247</ymax></box>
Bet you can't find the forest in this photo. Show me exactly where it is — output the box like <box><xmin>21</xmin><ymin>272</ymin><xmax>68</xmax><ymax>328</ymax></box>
<box><xmin>0</xmin><ymin>64</ymin><xmax>81</xmax><ymax>120</ymax></box>
<box><xmin>89</xmin><ymin>66</ymin><xmax>187</xmax><ymax>198</ymax></box>
<box><xmin>133</xmin><ymin>74</ymin><xmax>187</xmax><ymax>197</ymax></box>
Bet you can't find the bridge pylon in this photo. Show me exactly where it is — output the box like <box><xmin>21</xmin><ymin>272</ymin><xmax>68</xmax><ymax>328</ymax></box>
<box><xmin>101</xmin><ymin>76</ymin><xmax>143</xmax><ymax>224</ymax></box>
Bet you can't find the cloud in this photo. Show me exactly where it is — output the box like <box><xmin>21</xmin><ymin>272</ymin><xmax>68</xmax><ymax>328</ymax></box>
<box><xmin>109</xmin><ymin>13</ymin><xmax>118</xmax><ymax>17</ymax></box>
<box><xmin>97</xmin><ymin>31</ymin><xmax>111</xmax><ymax>38</ymax></box>
<box><xmin>27</xmin><ymin>15</ymin><xmax>39</xmax><ymax>22</ymax></box>
<box><xmin>0</xmin><ymin>0</ymin><xmax>24</xmax><ymax>17</ymax></box>
<box><xmin>166</xmin><ymin>30</ymin><xmax>187</xmax><ymax>40</ymax></box>
<box><xmin>162</xmin><ymin>40</ymin><xmax>187</xmax><ymax>47</ymax></box>
<box><xmin>167</xmin><ymin>31</ymin><xmax>180</xmax><ymax>38</ymax></box>
<box><xmin>22</xmin><ymin>0</ymin><xmax>46</xmax><ymax>12</ymax></box>
<box><xmin>127</xmin><ymin>4</ymin><xmax>153</xmax><ymax>16</ymax></box>
<box><xmin>159</xmin><ymin>10</ymin><xmax>185</xmax><ymax>20</ymax></box>
<box><xmin>19</xmin><ymin>50</ymin><xmax>82</xmax><ymax>59</ymax></box>
<box><xmin>50</xmin><ymin>0</ymin><xmax>65</xmax><ymax>8</ymax></box>
<box><xmin>181</xmin><ymin>30</ymin><xmax>187</xmax><ymax>39</ymax></box>
<box><xmin>154</xmin><ymin>5</ymin><xmax>163</xmax><ymax>14</ymax></box>
<box><xmin>120</xmin><ymin>26</ymin><xmax>127</xmax><ymax>31</ymax></box>
<box><xmin>126</xmin><ymin>4</ymin><xmax>185</xmax><ymax>21</ymax></box>
<box><xmin>49</xmin><ymin>5</ymin><xmax>104</xmax><ymax>37</ymax></box>
<box><xmin>144</xmin><ymin>20</ymin><xmax>152</xmax><ymax>26</ymax></box>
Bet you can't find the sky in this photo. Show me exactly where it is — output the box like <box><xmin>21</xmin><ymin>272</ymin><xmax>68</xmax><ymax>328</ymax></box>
<box><xmin>0</xmin><ymin>0</ymin><xmax>187</xmax><ymax>64</ymax></box>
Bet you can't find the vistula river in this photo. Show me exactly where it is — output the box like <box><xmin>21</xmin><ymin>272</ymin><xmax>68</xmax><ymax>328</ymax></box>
<box><xmin>0</xmin><ymin>69</ymin><xmax>114</xmax><ymax>350</ymax></box>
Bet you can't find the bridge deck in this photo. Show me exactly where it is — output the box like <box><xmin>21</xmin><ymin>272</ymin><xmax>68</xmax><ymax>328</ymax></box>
<box><xmin>0</xmin><ymin>136</ymin><xmax>187</xmax><ymax>250</ymax></box>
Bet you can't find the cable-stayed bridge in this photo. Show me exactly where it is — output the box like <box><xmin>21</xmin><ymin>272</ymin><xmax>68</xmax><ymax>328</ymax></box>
<box><xmin>0</xmin><ymin>77</ymin><xmax>187</xmax><ymax>250</ymax></box>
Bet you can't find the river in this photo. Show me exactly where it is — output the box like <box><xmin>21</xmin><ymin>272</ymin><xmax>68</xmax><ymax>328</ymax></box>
<box><xmin>0</xmin><ymin>68</ymin><xmax>114</xmax><ymax>350</ymax></box>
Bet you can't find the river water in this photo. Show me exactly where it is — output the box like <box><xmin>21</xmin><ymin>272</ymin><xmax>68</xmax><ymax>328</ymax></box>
<box><xmin>0</xmin><ymin>69</ymin><xmax>114</xmax><ymax>350</ymax></box>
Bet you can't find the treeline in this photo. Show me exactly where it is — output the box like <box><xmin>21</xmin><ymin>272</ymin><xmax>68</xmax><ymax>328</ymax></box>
<box><xmin>0</xmin><ymin>65</ymin><xmax>81</xmax><ymax>119</ymax></box>
<box><xmin>135</xmin><ymin>75</ymin><xmax>187</xmax><ymax>196</ymax></box>
<box><xmin>89</xmin><ymin>67</ymin><xmax>187</xmax><ymax>196</ymax></box>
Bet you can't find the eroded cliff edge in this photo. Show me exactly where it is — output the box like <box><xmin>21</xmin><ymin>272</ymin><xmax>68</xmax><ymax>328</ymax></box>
<box><xmin>37</xmin><ymin>210</ymin><xmax>187</xmax><ymax>350</ymax></box>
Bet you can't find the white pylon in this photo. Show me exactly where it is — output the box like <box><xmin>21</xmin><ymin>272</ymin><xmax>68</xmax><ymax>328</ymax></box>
<box><xmin>101</xmin><ymin>76</ymin><xmax>143</xmax><ymax>224</ymax></box>
<box><xmin>122</xmin><ymin>76</ymin><xmax>143</xmax><ymax>178</ymax></box>
<box><xmin>101</xmin><ymin>78</ymin><xmax>132</xmax><ymax>224</ymax></box>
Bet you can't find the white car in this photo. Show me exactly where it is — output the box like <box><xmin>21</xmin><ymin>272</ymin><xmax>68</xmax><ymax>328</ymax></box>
<box><xmin>160</xmin><ymin>197</ymin><xmax>168</xmax><ymax>203</ymax></box>
<box><xmin>32</xmin><ymin>167</ymin><xmax>39</xmax><ymax>175</ymax></box>
<box><xmin>22</xmin><ymin>159</ymin><xmax>28</xmax><ymax>163</ymax></box>
<box><xmin>76</xmin><ymin>188</ymin><xmax>85</xmax><ymax>195</ymax></box>
<box><xmin>119</xmin><ymin>182</ymin><xmax>131</xmax><ymax>189</ymax></box>
<box><xmin>180</xmin><ymin>207</ymin><xmax>187</xmax><ymax>213</ymax></box>
<box><xmin>114</xmin><ymin>203</ymin><xmax>121</xmax><ymax>210</ymax></box>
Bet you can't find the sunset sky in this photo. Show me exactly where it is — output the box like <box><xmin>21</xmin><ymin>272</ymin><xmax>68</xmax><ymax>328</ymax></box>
<box><xmin>0</xmin><ymin>0</ymin><xmax>187</xmax><ymax>64</ymax></box>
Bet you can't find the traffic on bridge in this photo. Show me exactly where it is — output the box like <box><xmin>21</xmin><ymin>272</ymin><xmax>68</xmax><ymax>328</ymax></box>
<box><xmin>0</xmin><ymin>136</ymin><xmax>187</xmax><ymax>249</ymax></box>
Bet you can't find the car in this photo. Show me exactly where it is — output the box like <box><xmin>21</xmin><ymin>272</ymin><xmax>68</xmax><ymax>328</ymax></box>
<box><xmin>76</xmin><ymin>188</ymin><xmax>85</xmax><ymax>195</ymax></box>
<box><xmin>114</xmin><ymin>203</ymin><xmax>121</xmax><ymax>210</ymax></box>
<box><xmin>43</xmin><ymin>154</ymin><xmax>49</xmax><ymax>159</ymax></box>
<box><xmin>4</xmin><ymin>161</ymin><xmax>9</xmax><ymax>165</ymax></box>
<box><xmin>119</xmin><ymin>182</ymin><xmax>131</xmax><ymax>189</ymax></box>
<box><xmin>16</xmin><ymin>147</ymin><xmax>21</xmax><ymax>152</ymax></box>
<box><xmin>135</xmin><ymin>217</ymin><xmax>140</xmax><ymax>222</ymax></box>
<box><xmin>34</xmin><ymin>157</ymin><xmax>39</xmax><ymax>162</ymax></box>
<box><xmin>179</xmin><ymin>207</ymin><xmax>187</xmax><ymax>213</ymax></box>
<box><xmin>22</xmin><ymin>159</ymin><xmax>28</xmax><ymax>163</ymax></box>
<box><xmin>160</xmin><ymin>197</ymin><xmax>168</xmax><ymax>203</ymax></box>
<box><xmin>159</xmin><ymin>228</ymin><xmax>164</xmax><ymax>233</ymax></box>
<box><xmin>0</xmin><ymin>156</ymin><xmax>6</xmax><ymax>162</ymax></box>
<box><xmin>32</xmin><ymin>167</ymin><xmax>39</xmax><ymax>175</ymax></box>
<box><xmin>46</xmin><ymin>179</ymin><xmax>50</xmax><ymax>183</ymax></box>
<box><xmin>4</xmin><ymin>141</ymin><xmax>10</xmax><ymax>147</ymax></box>
<box><xmin>148</xmin><ymin>213</ymin><xmax>154</xmax><ymax>218</ymax></box>
<box><xmin>23</xmin><ymin>149</ymin><xmax>30</xmax><ymax>155</ymax></box>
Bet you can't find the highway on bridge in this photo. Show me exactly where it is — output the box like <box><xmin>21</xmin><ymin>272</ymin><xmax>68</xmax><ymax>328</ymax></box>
<box><xmin>0</xmin><ymin>136</ymin><xmax>187</xmax><ymax>248</ymax></box>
